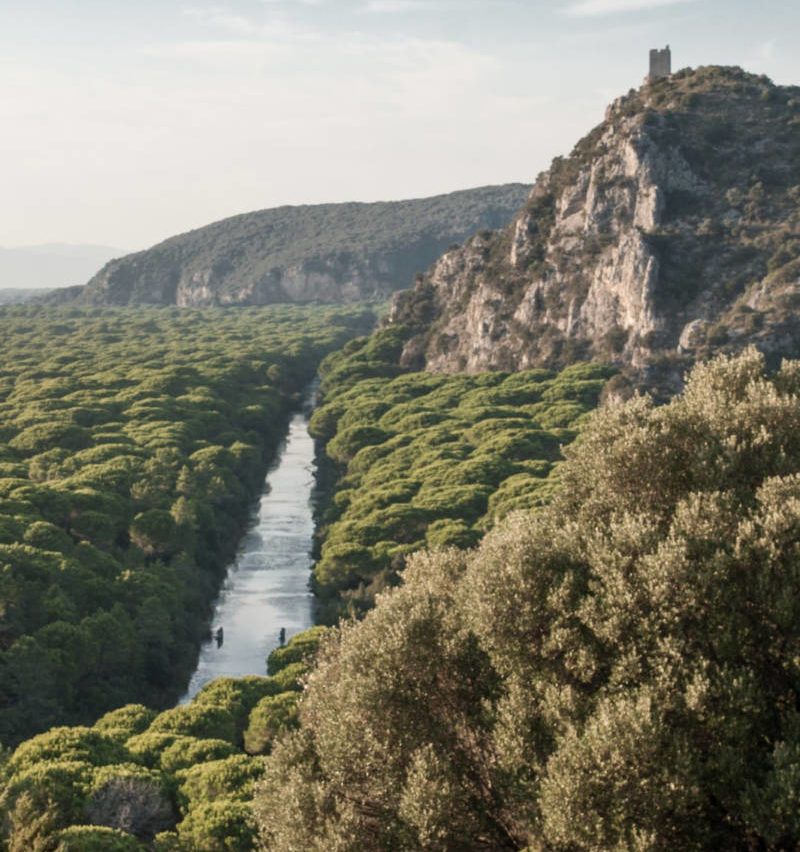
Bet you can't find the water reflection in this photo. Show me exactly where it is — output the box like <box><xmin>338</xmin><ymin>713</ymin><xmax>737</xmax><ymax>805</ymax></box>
<box><xmin>180</xmin><ymin>410</ymin><xmax>316</xmax><ymax>702</ymax></box>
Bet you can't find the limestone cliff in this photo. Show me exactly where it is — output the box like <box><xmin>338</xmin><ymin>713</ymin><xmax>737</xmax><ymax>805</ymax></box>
<box><xmin>389</xmin><ymin>67</ymin><xmax>800</xmax><ymax>394</ymax></box>
<box><xmin>45</xmin><ymin>186</ymin><xmax>530</xmax><ymax>307</ymax></box>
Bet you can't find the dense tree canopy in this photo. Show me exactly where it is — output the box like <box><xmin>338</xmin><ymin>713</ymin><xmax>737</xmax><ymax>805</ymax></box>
<box><xmin>0</xmin><ymin>304</ymin><xmax>373</xmax><ymax>745</ymax></box>
<box><xmin>309</xmin><ymin>328</ymin><xmax>614</xmax><ymax>619</ymax></box>
<box><xmin>254</xmin><ymin>348</ymin><xmax>800</xmax><ymax>851</ymax></box>
<box><xmin>8</xmin><ymin>303</ymin><xmax>797</xmax><ymax>852</ymax></box>
<box><xmin>0</xmin><ymin>627</ymin><xmax>324</xmax><ymax>851</ymax></box>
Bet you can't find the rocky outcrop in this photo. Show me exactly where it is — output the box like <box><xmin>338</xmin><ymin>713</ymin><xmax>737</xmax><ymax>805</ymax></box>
<box><xmin>389</xmin><ymin>67</ymin><xmax>800</xmax><ymax>393</ymax></box>
<box><xmin>45</xmin><ymin>186</ymin><xmax>531</xmax><ymax>307</ymax></box>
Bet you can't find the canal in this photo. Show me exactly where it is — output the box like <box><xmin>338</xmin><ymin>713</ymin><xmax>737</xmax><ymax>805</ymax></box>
<box><xmin>180</xmin><ymin>404</ymin><xmax>317</xmax><ymax>701</ymax></box>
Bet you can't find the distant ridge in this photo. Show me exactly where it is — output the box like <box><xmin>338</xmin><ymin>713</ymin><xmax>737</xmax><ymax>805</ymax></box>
<box><xmin>48</xmin><ymin>185</ymin><xmax>531</xmax><ymax>307</ymax></box>
<box><xmin>0</xmin><ymin>288</ymin><xmax>54</xmax><ymax>305</ymax></box>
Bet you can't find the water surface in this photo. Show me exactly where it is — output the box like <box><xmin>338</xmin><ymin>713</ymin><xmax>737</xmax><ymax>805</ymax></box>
<box><xmin>180</xmin><ymin>410</ymin><xmax>316</xmax><ymax>701</ymax></box>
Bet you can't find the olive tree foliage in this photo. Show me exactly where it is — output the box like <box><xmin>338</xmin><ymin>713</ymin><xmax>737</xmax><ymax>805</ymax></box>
<box><xmin>254</xmin><ymin>549</ymin><xmax>512</xmax><ymax>851</ymax></box>
<box><xmin>254</xmin><ymin>349</ymin><xmax>800</xmax><ymax>851</ymax></box>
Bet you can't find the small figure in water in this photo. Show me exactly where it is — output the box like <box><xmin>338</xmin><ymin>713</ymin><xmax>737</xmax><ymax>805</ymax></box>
<box><xmin>279</xmin><ymin>627</ymin><xmax>286</xmax><ymax>647</ymax></box>
<box><xmin>215</xmin><ymin>626</ymin><xmax>224</xmax><ymax>647</ymax></box>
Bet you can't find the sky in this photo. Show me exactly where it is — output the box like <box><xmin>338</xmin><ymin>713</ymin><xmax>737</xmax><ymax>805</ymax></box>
<box><xmin>1</xmin><ymin>0</ymin><xmax>798</xmax><ymax>252</ymax></box>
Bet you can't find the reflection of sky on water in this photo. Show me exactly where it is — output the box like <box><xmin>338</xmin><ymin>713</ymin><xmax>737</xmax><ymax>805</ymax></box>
<box><xmin>180</xmin><ymin>412</ymin><xmax>316</xmax><ymax>702</ymax></box>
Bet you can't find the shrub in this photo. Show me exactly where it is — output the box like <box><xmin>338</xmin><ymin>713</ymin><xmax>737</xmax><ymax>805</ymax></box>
<box><xmin>173</xmin><ymin>799</ymin><xmax>256</xmax><ymax>852</ymax></box>
<box><xmin>266</xmin><ymin>626</ymin><xmax>330</xmax><ymax>676</ymax></box>
<box><xmin>147</xmin><ymin>705</ymin><xmax>238</xmax><ymax>746</ymax></box>
<box><xmin>243</xmin><ymin>693</ymin><xmax>300</xmax><ymax>755</ymax></box>
<box><xmin>94</xmin><ymin>706</ymin><xmax>157</xmax><ymax>742</ymax></box>
<box><xmin>158</xmin><ymin>738</ymin><xmax>238</xmax><ymax>774</ymax></box>
<box><xmin>57</xmin><ymin>825</ymin><xmax>144</xmax><ymax>852</ymax></box>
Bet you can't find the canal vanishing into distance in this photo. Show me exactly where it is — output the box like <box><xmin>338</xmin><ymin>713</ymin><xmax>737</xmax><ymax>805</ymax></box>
<box><xmin>180</xmin><ymin>403</ymin><xmax>317</xmax><ymax>702</ymax></box>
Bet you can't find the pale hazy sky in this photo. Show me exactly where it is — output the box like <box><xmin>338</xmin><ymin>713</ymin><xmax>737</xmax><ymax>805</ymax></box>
<box><xmin>2</xmin><ymin>0</ymin><xmax>798</xmax><ymax>251</ymax></box>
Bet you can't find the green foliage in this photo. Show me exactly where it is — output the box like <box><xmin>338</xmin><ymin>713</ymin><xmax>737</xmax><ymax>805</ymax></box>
<box><xmin>7</xmin><ymin>728</ymin><xmax>127</xmax><ymax>776</ymax></box>
<box><xmin>188</xmin><ymin>677</ymin><xmax>282</xmax><ymax>745</ymax></box>
<box><xmin>254</xmin><ymin>348</ymin><xmax>800</xmax><ymax>851</ymax></box>
<box><xmin>254</xmin><ymin>550</ymin><xmax>503</xmax><ymax>850</ymax></box>
<box><xmin>147</xmin><ymin>705</ymin><xmax>238</xmax><ymax>746</ymax></box>
<box><xmin>3</xmin><ymin>791</ymin><xmax>62</xmax><ymax>852</ymax></box>
<box><xmin>128</xmin><ymin>510</ymin><xmax>178</xmax><ymax>558</ymax></box>
<box><xmin>124</xmin><ymin>733</ymin><xmax>183</xmax><ymax>768</ymax></box>
<box><xmin>93</xmin><ymin>705</ymin><xmax>157</xmax><ymax>743</ymax></box>
<box><xmin>313</xmin><ymin>352</ymin><xmax>612</xmax><ymax>618</ymax></box>
<box><xmin>0</xmin><ymin>668</ymin><xmax>310</xmax><ymax>850</ymax></box>
<box><xmin>169</xmin><ymin>798</ymin><xmax>257</xmax><ymax>852</ymax></box>
<box><xmin>57</xmin><ymin>825</ymin><xmax>144</xmax><ymax>852</ymax></box>
<box><xmin>266</xmin><ymin>663</ymin><xmax>306</xmax><ymax>694</ymax></box>
<box><xmin>158</xmin><ymin>738</ymin><xmax>238</xmax><ymax>774</ymax></box>
<box><xmin>0</xmin><ymin>760</ymin><xmax>94</xmax><ymax>827</ymax></box>
<box><xmin>266</xmin><ymin>626</ymin><xmax>329</xmax><ymax>676</ymax></box>
<box><xmin>243</xmin><ymin>693</ymin><xmax>299</xmax><ymax>755</ymax></box>
<box><xmin>0</xmin><ymin>303</ymin><xmax>373</xmax><ymax>744</ymax></box>
<box><xmin>177</xmin><ymin>754</ymin><xmax>264</xmax><ymax>806</ymax></box>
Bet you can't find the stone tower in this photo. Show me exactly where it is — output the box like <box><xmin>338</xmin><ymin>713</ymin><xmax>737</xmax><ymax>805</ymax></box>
<box><xmin>649</xmin><ymin>45</ymin><xmax>671</xmax><ymax>80</ymax></box>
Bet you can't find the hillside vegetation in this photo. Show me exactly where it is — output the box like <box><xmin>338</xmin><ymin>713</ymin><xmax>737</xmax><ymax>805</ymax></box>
<box><xmin>48</xmin><ymin>185</ymin><xmax>530</xmax><ymax>308</ymax></box>
<box><xmin>309</xmin><ymin>328</ymin><xmax>614</xmax><ymax>620</ymax></box>
<box><xmin>0</xmin><ymin>304</ymin><xmax>373</xmax><ymax>745</ymax></box>
<box><xmin>255</xmin><ymin>348</ymin><xmax>800</xmax><ymax>851</ymax></box>
<box><xmin>7</xmin><ymin>347</ymin><xmax>800</xmax><ymax>850</ymax></box>
<box><xmin>0</xmin><ymin>629</ymin><xmax>326</xmax><ymax>852</ymax></box>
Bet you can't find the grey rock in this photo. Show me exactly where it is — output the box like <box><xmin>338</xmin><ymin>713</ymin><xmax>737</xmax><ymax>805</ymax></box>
<box><xmin>389</xmin><ymin>66</ymin><xmax>800</xmax><ymax>395</ymax></box>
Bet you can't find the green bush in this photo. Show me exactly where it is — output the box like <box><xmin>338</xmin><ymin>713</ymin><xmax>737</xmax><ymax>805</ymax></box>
<box><xmin>158</xmin><ymin>737</ymin><xmax>238</xmax><ymax>774</ymax></box>
<box><xmin>177</xmin><ymin>755</ymin><xmax>264</xmax><ymax>806</ymax></box>
<box><xmin>57</xmin><ymin>825</ymin><xmax>145</xmax><ymax>852</ymax></box>
<box><xmin>94</xmin><ymin>705</ymin><xmax>158</xmax><ymax>742</ymax></box>
<box><xmin>254</xmin><ymin>348</ymin><xmax>800</xmax><ymax>850</ymax></box>
<box><xmin>243</xmin><ymin>693</ymin><xmax>300</xmax><ymax>755</ymax></box>
<box><xmin>147</xmin><ymin>705</ymin><xmax>238</xmax><ymax>745</ymax></box>
<box><xmin>266</xmin><ymin>663</ymin><xmax>306</xmax><ymax>694</ymax></box>
<box><xmin>312</xmin><ymin>359</ymin><xmax>611</xmax><ymax>616</ymax></box>
<box><xmin>7</xmin><ymin>727</ymin><xmax>127</xmax><ymax>776</ymax></box>
<box><xmin>173</xmin><ymin>798</ymin><xmax>257</xmax><ymax>852</ymax></box>
<box><xmin>266</xmin><ymin>626</ymin><xmax>330</xmax><ymax>676</ymax></box>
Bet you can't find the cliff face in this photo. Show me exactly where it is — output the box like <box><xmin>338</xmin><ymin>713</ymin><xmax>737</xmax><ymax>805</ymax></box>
<box><xmin>390</xmin><ymin>67</ymin><xmax>800</xmax><ymax>393</ymax></box>
<box><xmin>46</xmin><ymin>186</ymin><xmax>530</xmax><ymax>307</ymax></box>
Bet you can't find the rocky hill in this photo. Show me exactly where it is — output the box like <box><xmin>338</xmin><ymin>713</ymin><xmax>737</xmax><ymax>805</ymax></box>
<box><xmin>47</xmin><ymin>185</ymin><xmax>530</xmax><ymax>307</ymax></box>
<box><xmin>389</xmin><ymin>67</ymin><xmax>800</xmax><ymax>395</ymax></box>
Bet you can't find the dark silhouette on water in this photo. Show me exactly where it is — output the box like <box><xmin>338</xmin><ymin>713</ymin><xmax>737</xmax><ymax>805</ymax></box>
<box><xmin>279</xmin><ymin>627</ymin><xmax>286</xmax><ymax>647</ymax></box>
<box><xmin>215</xmin><ymin>626</ymin><xmax>224</xmax><ymax>647</ymax></box>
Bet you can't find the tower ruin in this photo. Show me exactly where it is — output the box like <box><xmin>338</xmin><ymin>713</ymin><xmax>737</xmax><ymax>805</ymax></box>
<box><xmin>648</xmin><ymin>45</ymin><xmax>671</xmax><ymax>80</ymax></box>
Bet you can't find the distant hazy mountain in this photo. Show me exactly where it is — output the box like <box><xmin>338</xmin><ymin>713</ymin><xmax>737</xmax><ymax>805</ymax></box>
<box><xmin>0</xmin><ymin>288</ymin><xmax>55</xmax><ymax>305</ymax></box>
<box><xmin>0</xmin><ymin>244</ymin><xmax>126</xmax><ymax>289</ymax></box>
<box><xmin>46</xmin><ymin>186</ymin><xmax>531</xmax><ymax>307</ymax></box>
